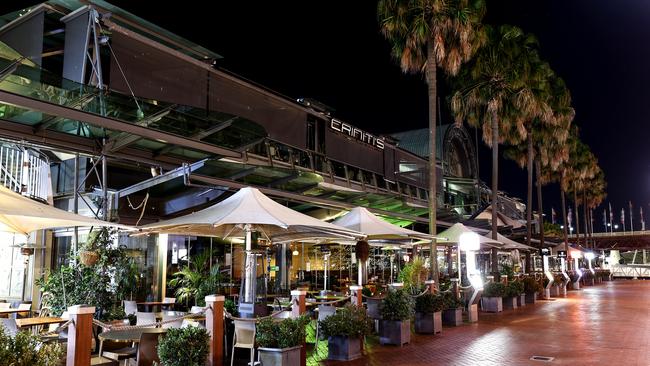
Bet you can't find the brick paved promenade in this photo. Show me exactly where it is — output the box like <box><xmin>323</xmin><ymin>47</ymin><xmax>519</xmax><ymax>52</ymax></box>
<box><xmin>317</xmin><ymin>280</ymin><xmax>650</xmax><ymax>366</ymax></box>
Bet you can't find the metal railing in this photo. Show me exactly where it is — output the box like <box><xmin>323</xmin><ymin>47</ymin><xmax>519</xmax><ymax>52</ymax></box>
<box><xmin>0</xmin><ymin>142</ymin><xmax>50</xmax><ymax>202</ymax></box>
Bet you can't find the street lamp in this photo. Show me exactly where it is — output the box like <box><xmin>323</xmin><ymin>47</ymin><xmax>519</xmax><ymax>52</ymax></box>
<box><xmin>459</xmin><ymin>232</ymin><xmax>482</xmax><ymax>290</ymax></box>
<box><xmin>584</xmin><ymin>251</ymin><xmax>595</xmax><ymax>275</ymax></box>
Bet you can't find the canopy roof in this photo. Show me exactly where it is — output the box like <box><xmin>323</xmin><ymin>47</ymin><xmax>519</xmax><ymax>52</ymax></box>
<box><xmin>0</xmin><ymin>185</ymin><xmax>130</xmax><ymax>235</ymax></box>
<box><xmin>437</xmin><ymin>223</ymin><xmax>503</xmax><ymax>248</ymax></box>
<box><xmin>485</xmin><ymin>231</ymin><xmax>535</xmax><ymax>251</ymax></box>
<box><xmin>139</xmin><ymin>187</ymin><xmax>364</xmax><ymax>242</ymax></box>
<box><xmin>475</xmin><ymin>206</ymin><xmax>524</xmax><ymax>229</ymax></box>
<box><xmin>331</xmin><ymin>207</ymin><xmax>432</xmax><ymax>241</ymax></box>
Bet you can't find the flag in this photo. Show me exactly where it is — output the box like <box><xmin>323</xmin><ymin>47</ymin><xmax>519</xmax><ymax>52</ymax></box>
<box><xmin>568</xmin><ymin>207</ymin><xmax>573</xmax><ymax>226</ymax></box>
<box><xmin>629</xmin><ymin>201</ymin><xmax>633</xmax><ymax>220</ymax></box>
<box><xmin>552</xmin><ymin>207</ymin><xmax>557</xmax><ymax>224</ymax></box>
<box><xmin>602</xmin><ymin>209</ymin><xmax>607</xmax><ymax>227</ymax></box>
<box><xmin>641</xmin><ymin>207</ymin><xmax>645</xmax><ymax>231</ymax></box>
<box><xmin>621</xmin><ymin>208</ymin><xmax>625</xmax><ymax>225</ymax></box>
<box><xmin>609</xmin><ymin>202</ymin><xmax>613</xmax><ymax>224</ymax></box>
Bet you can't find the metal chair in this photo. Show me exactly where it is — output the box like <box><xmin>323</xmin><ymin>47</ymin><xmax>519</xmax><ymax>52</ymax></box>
<box><xmin>136</xmin><ymin>312</ymin><xmax>156</xmax><ymax>327</ymax></box>
<box><xmin>231</xmin><ymin>320</ymin><xmax>257</xmax><ymax>366</ymax></box>
<box><xmin>123</xmin><ymin>300</ymin><xmax>138</xmax><ymax>316</ymax></box>
<box><xmin>135</xmin><ymin>331</ymin><xmax>165</xmax><ymax>366</ymax></box>
<box><xmin>162</xmin><ymin>297</ymin><xmax>176</xmax><ymax>310</ymax></box>
<box><xmin>161</xmin><ymin>311</ymin><xmax>183</xmax><ymax>329</ymax></box>
<box><xmin>314</xmin><ymin>305</ymin><xmax>336</xmax><ymax>351</ymax></box>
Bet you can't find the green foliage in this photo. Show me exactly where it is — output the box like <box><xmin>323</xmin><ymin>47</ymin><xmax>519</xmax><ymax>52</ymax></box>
<box><xmin>102</xmin><ymin>304</ymin><xmax>126</xmax><ymax>322</ymax></box>
<box><xmin>506</xmin><ymin>281</ymin><xmax>524</xmax><ymax>298</ymax></box>
<box><xmin>168</xmin><ymin>250</ymin><xmax>223</xmax><ymax>306</ymax></box>
<box><xmin>0</xmin><ymin>328</ymin><xmax>64</xmax><ymax>366</ymax></box>
<box><xmin>224</xmin><ymin>298</ymin><xmax>239</xmax><ymax>317</ymax></box>
<box><xmin>500</xmin><ymin>264</ymin><xmax>515</xmax><ymax>279</ymax></box>
<box><xmin>482</xmin><ymin>282</ymin><xmax>507</xmax><ymax>298</ymax></box>
<box><xmin>157</xmin><ymin>326</ymin><xmax>210</xmax><ymax>366</ymax></box>
<box><xmin>380</xmin><ymin>289</ymin><xmax>414</xmax><ymax>321</ymax></box>
<box><xmin>319</xmin><ymin>305</ymin><xmax>372</xmax><ymax>338</ymax></box>
<box><xmin>256</xmin><ymin>315</ymin><xmax>309</xmax><ymax>349</ymax></box>
<box><xmin>415</xmin><ymin>293</ymin><xmax>445</xmax><ymax>314</ymax></box>
<box><xmin>440</xmin><ymin>291</ymin><xmax>464</xmax><ymax>310</ymax></box>
<box><xmin>397</xmin><ymin>257</ymin><xmax>428</xmax><ymax>295</ymax></box>
<box><xmin>544</xmin><ymin>222</ymin><xmax>563</xmax><ymax>237</ymax></box>
<box><xmin>362</xmin><ymin>286</ymin><xmax>373</xmax><ymax>297</ymax></box>
<box><xmin>523</xmin><ymin>277</ymin><xmax>542</xmax><ymax>294</ymax></box>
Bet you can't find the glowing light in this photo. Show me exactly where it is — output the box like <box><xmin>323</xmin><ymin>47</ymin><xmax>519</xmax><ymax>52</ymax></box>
<box><xmin>292</xmin><ymin>250</ymin><xmax>299</xmax><ymax>256</ymax></box>
<box><xmin>585</xmin><ymin>252</ymin><xmax>595</xmax><ymax>260</ymax></box>
<box><xmin>459</xmin><ymin>232</ymin><xmax>480</xmax><ymax>252</ymax></box>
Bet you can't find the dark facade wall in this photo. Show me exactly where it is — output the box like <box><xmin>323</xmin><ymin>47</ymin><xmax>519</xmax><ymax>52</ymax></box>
<box><xmin>325</xmin><ymin>129</ymin><xmax>384</xmax><ymax>174</ymax></box>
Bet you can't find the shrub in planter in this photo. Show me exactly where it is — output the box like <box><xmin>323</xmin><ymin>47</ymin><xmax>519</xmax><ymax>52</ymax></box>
<box><xmin>523</xmin><ymin>277</ymin><xmax>542</xmax><ymax>303</ymax></box>
<box><xmin>379</xmin><ymin>289</ymin><xmax>413</xmax><ymax>346</ymax></box>
<box><xmin>414</xmin><ymin>293</ymin><xmax>444</xmax><ymax>334</ymax></box>
<box><xmin>256</xmin><ymin>315</ymin><xmax>309</xmax><ymax>366</ymax></box>
<box><xmin>505</xmin><ymin>281</ymin><xmax>524</xmax><ymax>309</ymax></box>
<box><xmin>441</xmin><ymin>291</ymin><xmax>464</xmax><ymax>326</ymax></box>
<box><xmin>481</xmin><ymin>282</ymin><xmax>506</xmax><ymax>312</ymax></box>
<box><xmin>0</xmin><ymin>328</ymin><xmax>64</xmax><ymax>366</ymax></box>
<box><xmin>320</xmin><ymin>305</ymin><xmax>372</xmax><ymax>361</ymax></box>
<box><xmin>157</xmin><ymin>326</ymin><xmax>209</xmax><ymax>366</ymax></box>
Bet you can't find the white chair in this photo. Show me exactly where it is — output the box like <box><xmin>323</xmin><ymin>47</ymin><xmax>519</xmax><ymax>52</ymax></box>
<box><xmin>314</xmin><ymin>305</ymin><xmax>336</xmax><ymax>351</ymax></box>
<box><xmin>0</xmin><ymin>303</ymin><xmax>10</xmax><ymax>310</ymax></box>
<box><xmin>161</xmin><ymin>311</ymin><xmax>183</xmax><ymax>329</ymax></box>
<box><xmin>190</xmin><ymin>306</ymin><xmax>204</xmax><ymax>314</ymax></box>
<box><xmin>136</xmin><ymin>312</ymin><xmax>156</xmax><ymax>328</ymax></box>
<box><xmin>15</xmin><ymin>303</ymin><xmax>31</xmax><ymax>318</ymax></box>
<box><xmin>123</xmin><ymin>300</ymin><xmax>138</xmax><ymax>316</ymax></box>
<box><xmin>231</xmin><ymin>320</ymin><xmax>256</xmax><ymax>366</ymax></box>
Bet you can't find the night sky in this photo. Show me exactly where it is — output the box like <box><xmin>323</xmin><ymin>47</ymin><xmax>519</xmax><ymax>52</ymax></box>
<box><xmin>5</xmin><ymin>1</ymin><xmax>650</xmax><ymax>232</ymax></box>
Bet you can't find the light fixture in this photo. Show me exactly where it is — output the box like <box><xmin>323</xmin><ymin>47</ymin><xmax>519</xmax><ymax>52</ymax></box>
<box><xmin>459</xmin><ymin>232</ymin><xmax>480</xmax><ymax>252</ymax></box>
<box><xmin>584</xmin><ymin>252</ymin><xmax>595</xmax><ymax>260</ymax></box>
<box><xmin>292</xmin><ymin>250</ymin><xmax>299</xmax><ymax>256</ymax></box>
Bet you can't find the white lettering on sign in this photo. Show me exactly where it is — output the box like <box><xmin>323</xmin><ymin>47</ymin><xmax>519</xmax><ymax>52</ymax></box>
<box><xmin>330</xmin><ymin>118</ymin><xmax>385</xmax><ymax>150</ymax></box>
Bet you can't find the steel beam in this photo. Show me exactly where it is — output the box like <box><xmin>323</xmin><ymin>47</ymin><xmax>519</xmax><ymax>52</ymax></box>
<box><xmin>104</xmin><ymin>106</ymin><xmax>175</xmax><ymax>152</ymax></box>
<box><xmin>116</xmin><ymin>159</ymin><xmax>207</xmax><ymax>198</ymax></box>
<box><xmin>267</xmin><ymin>172</ymin><xmax>298</xmax><ymax>188</ymax></box>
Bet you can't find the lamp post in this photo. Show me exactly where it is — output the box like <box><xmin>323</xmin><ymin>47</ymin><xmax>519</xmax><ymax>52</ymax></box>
<box><xmin>460</xmin><ymin>232</ymin><xmax>482</xmax><ymax>322</ymax></box>
<box><xmin>585</xmin><ymin>252</ymin><xmax>595</xmax><ymax>275</ymax></box>
<box><xmin>541</xmin><ymin>248</ymin><xmax>553</xmax><ymax>299</ymax></box>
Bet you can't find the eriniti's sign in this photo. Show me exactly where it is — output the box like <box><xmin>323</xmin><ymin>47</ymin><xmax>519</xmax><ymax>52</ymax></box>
<box><xmin>330</xmin><ymin>118</ymin><xmax>385</xmax><ymax>150</ymax></box>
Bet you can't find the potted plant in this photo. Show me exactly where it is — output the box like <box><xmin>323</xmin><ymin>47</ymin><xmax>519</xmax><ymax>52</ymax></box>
<box><xmin>79</xmin><ymin>229</ymin><xmax>105</xmax><ymax>266</ymax></box>
<box><xmin>320</xmin><ymin>305</ymin><xmax>372</xmax><ymax>361</ymax></box>
<box><xmin>0</xmin><ymin>327</ymin><xmax>65</xmax><ymax>366</ymax></box>
<box><xmin>414</xmin><ymin>292</ymin><xmax>444</xmax><ymax>334</ymax></box>
<box><xmin>581</xmin><ymin>270</ymin><xmax>594</xmax><ymax>286</ymax></box>
<box><xmin>480</xmin><ymin>282</ymin><xmax>506</xmax><ymax>312</ymax></box>
<box><xmin>365</xmin><ymin>287</ymin><xmax>384</xmax><ymax>320</ymax></box>
<box><xmin>379</xmin><ymin>288</ymin><xmax>413</xmax><ymax>346</ymax></box>
<box><xmin>441</xmin><ymin>291</ymin><xmax>464</xmax><ymax>326</ymax></box>
<box><xmin>256</xmin><ymin>315</ymin><xmax>308</xmax><ymax>366</ymax></box>
<box><xmin>568</xmin><ymin>272</ymin><xmax>580</xmax><ymax>290</ymax></box>
<box><xmin>505</xmin><ymin>280</ymin><xmax>524</xmax><ymax>309</ymax></box>
<box><xmin>523</xmin><ymin>277</ymin><xmax>542</xmax><ymax>304</ymax></box>
<box><xmin>157</xmin><ymin>326</ymin><xmax>209</xmax><ymax>366</ymax></box>
<box><xmin>550</xmin><ymin>273</ymin><xmax>563</xmax><ymax>297</ymax></box>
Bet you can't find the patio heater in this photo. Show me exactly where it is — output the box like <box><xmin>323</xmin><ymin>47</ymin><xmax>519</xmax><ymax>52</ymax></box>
<box><xmin>540</xmin><ymin>247</ymin><xmax>553</xmax><ymax>299</ymax></box>
<box><xmin>585</xmin><ymin>252</ymin><xmax>596</xmax><ymax>275</ymax></box>
<box><xmin>239</xmin><ymin>225</ymin><xmax>264</xmax><ymax>318</ymax></box>
<box><xmin>572</xmin><ymin>250</ymin><xmax>583</xmax><ymax>289</ymax></box>
<box><xmin>558</xmin><ymin>250</ymin><xmax>570</xmax><ymax>296</ymax></box>
<box><xmin>322</xmin><ymin>248</ymin><xmax>331</xmax><ymax>294</ymax></box>
<box><xmin>459</xmin><ymin>232</ymin><xmax>483</xmax><ymax>309</ymax></box>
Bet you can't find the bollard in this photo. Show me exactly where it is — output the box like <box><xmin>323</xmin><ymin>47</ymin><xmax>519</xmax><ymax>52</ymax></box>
<box><xmin>468</xmin><ymin>304</ymin><xmax>479</xmax><ymax>323</ymax></box>
<box><xmin>291</xmin><ymin>290</ymin><xmax>307</xmax><ymax>366</ymax></box>
<box><xmin>66</xmin><ymin>305</ymin><xmax>95</xmax><ymax>366</ymax></box>
<box><xmin>205</xmin><ymin>295</ymin><xmax>225</xmax><ymax>366</ymax></box>
<box><xmin>350</xmin><ymin>285</ymin><xmax>363</xmax><ymax>307</ymax></box>
<box><xmin>425</xmin><ymin>280</ymin><xmax>436</xmax><ymax>294</ymax></box>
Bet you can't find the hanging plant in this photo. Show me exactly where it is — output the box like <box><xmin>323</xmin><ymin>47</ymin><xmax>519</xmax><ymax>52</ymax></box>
<box><xmin>355</xmin><ymin>241</ymin><xmax>370</xmax><ymax>263</ymax></box>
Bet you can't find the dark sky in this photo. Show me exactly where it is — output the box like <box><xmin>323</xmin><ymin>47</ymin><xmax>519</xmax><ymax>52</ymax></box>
<box><xmin>5</xmin><ymin>1</ymin><xmax>650</xmax><ymax>231</ymax></box>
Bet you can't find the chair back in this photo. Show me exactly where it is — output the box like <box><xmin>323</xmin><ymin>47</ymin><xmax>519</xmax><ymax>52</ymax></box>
<box><xmin>189</xmin><ymin>306</ymin><xmax>204</xmax><ymax>314</ymax></box>
<box><xmin>0</xmin><ymin>318</ymin><xmax>18</xmax><ymax>336</ymax></box>
<box><xmin>161</xmin><ymin>312</ymin><xmax>183</xmax><ymax>329</ymax></box>
<box><xmin>0</xmin><ymin>303</ymin><xmax>10</xmax><ymax>310</ymax></box>
<box><xmin>17</xmin><ymin>303</ymin><xmax>31</xmax><ymax>310</ymax></box>
<box><xmin>136</xmin><ymin>312</ymin><xmax>156</xmax><ymax>327</ymax></box>
<box><xmin>162</xmin><ymin>297</ymin><xmax>176</xmax><ymax>304</ymax></box>
<box><xmin>317</xmin><ymin>305</ymin><xmax>336</xmax><ymax>322</ymax></box>
<box><xmin>136</xmin><ymin>331</ymin><xmax>164</xmax><ymax>366</ymax></box>
<box><xmin>124</xmin><ymin>300</ymin><xmax>138</xmax><ymax>316</ymax></box>
<box><xmin>233</xmin><ymin>320</ymin><xmax>256</xmax><ymax>348</ymax></box>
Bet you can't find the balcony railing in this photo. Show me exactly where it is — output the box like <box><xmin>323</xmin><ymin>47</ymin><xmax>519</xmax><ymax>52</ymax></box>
<box><xmin>0</xmin><ymin>142</ymin><xmax>50</xmax><ymax>202</ymax></box>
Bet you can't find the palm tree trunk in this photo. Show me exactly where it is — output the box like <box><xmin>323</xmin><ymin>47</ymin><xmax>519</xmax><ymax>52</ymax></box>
<box><xmin>490</xmin><ymin>110</ymin><xmax>499</xmax><ymax>278</ymax></box>
<box><xmin>426</xmin><ymin>38</ymin><xmax>439</xmax><ymax>284</ymax></box>
<box><xmin>583</xmin><ymin>187</ymin><xmax>588</xmax><ymax>248</ymax></box>
<box><xmin>573</xmin><ymin>185</ymin><xmax>580</xmax><ymax>246</ymax></box>
<box><xmin>561</xmin><ymin>187</ymin><xmax>569</xmax><ymax>253</ymax></box>
<box><xmin>536</xmin><ymin>159</ymin><xmax>545</xmax><ymax>248</ymax></box>
<box><xmin>526</xmin><ymin>134</ymin><xmax>533</xmax><ymax>249</ymax></box>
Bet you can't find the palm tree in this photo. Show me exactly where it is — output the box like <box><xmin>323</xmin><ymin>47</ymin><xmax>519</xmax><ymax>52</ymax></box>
<box><xmin>378</xmin><ymin>0</ymin><xmax>486</xmax><ymax>282</ymax></box>
<box><xmin>451</xmin><ymin>25</ymin><xmax>541</xmax><ymax>276</ymax></box>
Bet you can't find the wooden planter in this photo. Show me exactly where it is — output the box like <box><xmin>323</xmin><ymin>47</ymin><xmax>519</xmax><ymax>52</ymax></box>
<box><xmin>442</xmin><ymin>308</ymin><xmax>463</xmax><ymax>326</ymax></box>
<box><xmin>572</xmin><ymin>281</ymin><xmax>581</xmax><ymax>290</ymax></box>
<box><xmin>517</xmin><ymin>294</ymin><xmax>526</xmax><ymax>307</ymax></box>
<box><xmin>258</xmin><ymin>345</ymin><xmax>302</xmax><ymax>366</ymax></box>
<box><xmin>379</xmin><ymin>320</ymin><xmax>410</xmax><ymax>346</ymax></box>
<box><xmin>414</xmin><ymin>311</ymin><xmax>442</xmax><ymax>334</ymax></box>
<box><xmin>502</xmin><ymin>297</ymin><xmax>517</xmax><ymax>310</ymax></box>
<box><xmin>525</xmin><ymin>292</ymin><xmax>537</xmax><ymax>304</ymax></box>
<box><xmin>327</xmin><ymin>336</ymin><xmax>362</xmax><ymax>361</ymax></box>
<box><xmin>366</xmin><ymin>298</ymin><xmax>381</xmax><ymax>319</ymax></box>
<box><xmin>480</xmin><ymin>297</ymin><xmax>502</xmax><ymax>313</ymax></box>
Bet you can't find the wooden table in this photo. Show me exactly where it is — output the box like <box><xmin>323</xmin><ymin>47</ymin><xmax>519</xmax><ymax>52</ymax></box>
<box><xmin>0</xmin><ymin>308</ymin><xmax>31</xmax><ymax>316</ymax></box>
<box><xmin>15</xmin><ymin>317</ymin><xmax>66</xmax><ymax>334</ymax></box>
<box><xmin>136</xmin><ymin>302</ymin><xmax>173</xmax><ymax>312</ymax></box>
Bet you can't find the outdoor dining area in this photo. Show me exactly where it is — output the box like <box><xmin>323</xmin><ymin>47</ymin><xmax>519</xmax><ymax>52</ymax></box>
<box><xmin>0</xmin><ymin>184</ymin><xmax>611</xmax><ymax>366</ymax></box>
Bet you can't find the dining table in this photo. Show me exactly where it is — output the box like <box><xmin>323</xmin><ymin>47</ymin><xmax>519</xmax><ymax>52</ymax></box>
<box><xmin>15</xmin><ymin>316</ymin><xmax>66</xmax><ymax>334</ymax></box>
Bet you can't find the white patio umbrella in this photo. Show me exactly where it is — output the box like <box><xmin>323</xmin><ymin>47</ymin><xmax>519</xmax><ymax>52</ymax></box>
<box><xmin>485</xmin><ymin>231</ymin><xmax>536</xmax><ymax>251</ymax></box>
<box><xmin>331</xmin><ymin>207</ymin><xmax>432</xmax><ymax>242</ymax></box>
<box><xmin>0</xmin><ymin>185</ymin><xmax>130</xmax><ymax>236</ymax></box>
<box><xmin>437</xmin><ymin>223</ymin><xmax>503</xmax><ymax>248</ymax></box>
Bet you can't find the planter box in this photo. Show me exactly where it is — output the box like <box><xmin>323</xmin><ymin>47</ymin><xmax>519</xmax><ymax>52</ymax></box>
<box><xmin>414</xmin><ymin>311</ymin><xmax>442</xmax><ymax>334</ymax></box>
<box><xmin>502</xmin><ymin>297</ymin><xmax>517</xmax><ymax>310</ymax></box>
<box><xmin>327</xmin><ymin>336</ymin><xmax>362</xmax><ymax>361</ymax></box>
<box><xmin>525</xmin><ymin>292</ymin><xmax>537</xmax><ymax>304</ymax></box>
<box><xmin>366</xmin><ymin>298</ymin><xmax>381</xmax><ymax>319</ymax></box>
<box><xmin>550</xmin><ymin>285</ymin><xmax>561</xmax><ymax>297</ymax></box>
<box><xmin>379</xmin><ymin>319</ymin><xmax>410</xmax><ymax>346</ymax></box>
<box><xmin>480</xmin><ymin>297</ymin><xmax>502</xmax><ymax>313</ymax></box>
<box><xmin>258</xmin><ymin>345</ymin><xmax>302</xmax><ymax>366</ymax></box>
<box><xmin>442</xmin><ymin>308</ymin><xmax>463</xmax><ymax>326</ymax></box>
<box><xmin>517</xmin><ymin>294</ymin><xmax>526</xmax><ymax>307</ymax></box>
<box><xmin>572</xmin><ymin>281</ymin><xmax>580</xmax><ymax>290</ymax></box>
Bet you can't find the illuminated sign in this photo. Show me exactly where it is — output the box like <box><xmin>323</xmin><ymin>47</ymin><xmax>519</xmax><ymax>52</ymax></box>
<box><xmin>539</xmin><ymin>248</ymin><xmax>550</xmax><ymax>256</ymax></box>
<box><xmin>330</xmin><ymin>118</ymin><xmax>385</xmax><ymax>150</ymax></box>
<box><xmin>557</xmin><ymin>250</ymin><xmax>567</xmax><ymax>258</ymax></box>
